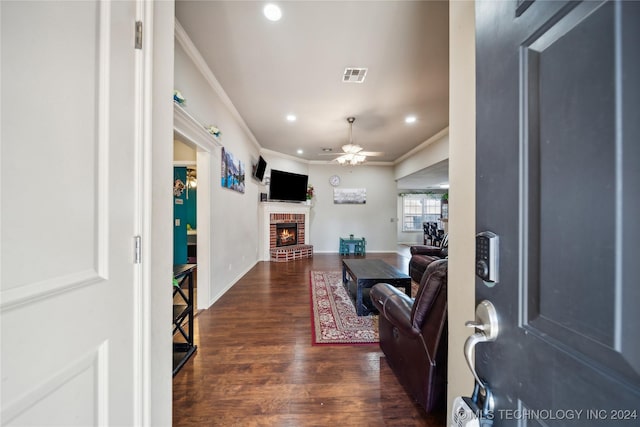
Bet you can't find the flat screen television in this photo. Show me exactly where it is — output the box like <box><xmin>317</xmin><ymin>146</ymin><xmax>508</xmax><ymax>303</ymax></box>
<box><xmin>269</xmin><ymin>169</ymin><xmax>308</xmax><ymax>202</ymax></box>
<box><xmin>253</xmin><ymin>156</ymin><xmax>267</xmax><ymax>182</ymax></box>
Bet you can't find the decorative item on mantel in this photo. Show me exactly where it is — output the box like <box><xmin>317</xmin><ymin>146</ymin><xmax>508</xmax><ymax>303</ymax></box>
<box><xmin>173</xmin><ymin>90</ymin><xmax>186</xmax><ymax>106</ymax></box>
<box><xmin>206</xmin><ymin>125</ymin><xmax>221</xmax><ymax>138</ymax></box>
<box><xmin>306</xmin><ymin>185</ymin><xmax>314</xmax><ymax>205</ymax></box>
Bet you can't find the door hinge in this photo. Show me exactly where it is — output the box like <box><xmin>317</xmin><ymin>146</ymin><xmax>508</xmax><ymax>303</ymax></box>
<box><xmin>135</xmin><ymin>21</ymin><xmax>143</xmax><ymax>50</ymax></box>
<box><xmin>134</xmin><ymin>235</ymin><xmax>142</xmax><ymax>264</ymax></box>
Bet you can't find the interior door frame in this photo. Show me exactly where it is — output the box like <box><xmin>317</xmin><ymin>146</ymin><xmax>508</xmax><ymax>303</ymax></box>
<box><xmin>134</xmin><ymin>0</ymin><xmax>149</xmax><ymax>423</ymax></box>
<box><xmin>145</xmin><ymin>1</ymin><xmax>176</xmax><ymax>425</ymax></box>
<box><xmin>138</xmin><ymin>0</ymin><xmax>173</xmax><ymax>424</ymax></box>
<box><xmin>172</xmin><ymin>122</ymin><xmax>216</xmax><ymax>310</ymax></box>
<box><xmin>446</xmin><ymin>1</ymin><xmax>477</xmax><ymax>422</ymax></box>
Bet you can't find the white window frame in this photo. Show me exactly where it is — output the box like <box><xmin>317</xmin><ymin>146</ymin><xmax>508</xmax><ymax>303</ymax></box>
<box><xmin>401</xmin><ymin>193</ymin><xmax>442</xmax><ymax>232</ymax></box>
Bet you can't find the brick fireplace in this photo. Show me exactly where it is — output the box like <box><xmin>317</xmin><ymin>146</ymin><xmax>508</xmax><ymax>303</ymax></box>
<box><xmin>275</xmin><ymin>222</ymin><xmax>299</xmax><ymax>247</ymax></box>
<box><xmin>259</xmin><ymin>202</ymin><xmax>312</xmax><ymax>262</ymax></box>
<box><xmin>270</xmin><ymin>215</ymin><xmax>304</xmax><ymax>247</ymax></box>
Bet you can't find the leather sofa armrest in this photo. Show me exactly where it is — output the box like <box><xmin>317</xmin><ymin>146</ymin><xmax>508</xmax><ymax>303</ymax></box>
<box><xmin>410</xmin><ymin>245</ymin><xmax>442</xmax><ymax>256</ymax></box>
<box><xmin>371</xmin><ymin>283</ymin><xmax>418</xmax><ymax>336</ymax></box>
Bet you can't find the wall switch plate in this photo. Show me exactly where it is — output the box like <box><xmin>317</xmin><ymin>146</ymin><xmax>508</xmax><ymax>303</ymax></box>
<box><xmin>175</xmin><ymin>219</ymin><xmax>180</xmax><ymax>226</ymax></box>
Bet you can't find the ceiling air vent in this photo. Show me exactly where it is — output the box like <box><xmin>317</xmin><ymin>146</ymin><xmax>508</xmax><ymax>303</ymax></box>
<box><xmin>343</xmin><ymin>67</ymin><xmax>368</xmax><ymax>83</ymax></box>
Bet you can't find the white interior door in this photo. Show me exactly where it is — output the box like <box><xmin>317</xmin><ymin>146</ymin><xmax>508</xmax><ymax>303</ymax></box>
<box><xmin>1</xmin><ymin>1</ymin><xmax>141</xmax><ymax>425</ymax></box>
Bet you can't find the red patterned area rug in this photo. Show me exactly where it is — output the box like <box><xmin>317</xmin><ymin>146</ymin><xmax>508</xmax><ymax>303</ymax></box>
<box><xmin>309</xmin><ymin>270</ymin><xmax>379</xmax><ymax>345</ymax></box>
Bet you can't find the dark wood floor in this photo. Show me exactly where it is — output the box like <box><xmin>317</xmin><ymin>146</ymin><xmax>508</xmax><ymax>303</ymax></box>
<box><xmin>173</xmin><ymin>252</ymin><xmax>446</xmax><ymax>426</ymax></box>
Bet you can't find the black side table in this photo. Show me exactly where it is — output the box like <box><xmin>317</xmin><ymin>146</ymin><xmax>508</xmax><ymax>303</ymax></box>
<box><xmin>173</xmin><ymin>264</ymin><xmax>197</xmax><ymax>376</ymax></box>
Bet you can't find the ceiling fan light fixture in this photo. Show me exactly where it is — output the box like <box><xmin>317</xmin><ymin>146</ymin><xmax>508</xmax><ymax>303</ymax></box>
<box><xmin>351</xmin><ymin>154</ymin><xmax>366</xmax><ymax>165</ymax></box>
<box><xmin>336</xmin><ymin>153</ymin><xmax>366</xmax><ymax>165</ymax></box>
<box><xmin>341</xmin><ymin>143</ymin><xmax>363</xmax><ymax>154</ymax></box>
<box><xmin>333</xmin><ymin>117</ymin><xmax>367</xmax><ymax>165</ymax></box>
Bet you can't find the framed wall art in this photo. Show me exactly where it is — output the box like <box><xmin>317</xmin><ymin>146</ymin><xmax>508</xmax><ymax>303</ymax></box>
<box><xmin>333</xmin><ymin>188</ymin><xmax>366</xmax><ymax>204</ymax></box>
<box><xmin>221</xmin><ymin>147</ymin><xmax>245</xmax><ymax>193</ymax></box>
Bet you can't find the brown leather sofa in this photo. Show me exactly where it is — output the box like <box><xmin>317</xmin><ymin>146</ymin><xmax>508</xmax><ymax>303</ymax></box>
<box><xmin>370</xmin><ymin>259</ymin><xmax>448</xmax><ymax>412</ymax></box>
<box><xmin>408</xmin><ymin>234</ymin><xmax>448</xmax><ymax>283</ymax></box>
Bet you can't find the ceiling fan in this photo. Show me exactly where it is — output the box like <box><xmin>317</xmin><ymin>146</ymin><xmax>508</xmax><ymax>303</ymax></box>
<box><xmin>323</xmin><ymin>117</ymin><xmax>383</xmax><ymax>165</ymax></box>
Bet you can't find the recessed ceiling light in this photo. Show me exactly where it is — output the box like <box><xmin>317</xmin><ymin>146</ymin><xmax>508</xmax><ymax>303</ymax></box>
<box><xmin>286</xmin><ymin>114</ymin><xmax>297</xmax><ymax>122</ymax></box>
<box><xmin>263</xmin><ymin>4</ymin><xmax>282</xmax><ymax>21</ymax></box>
<box><xmin>297</xmin><ymin>149</ymin><xmax>303</xmax><ymax>155</ymax></box>
<box><xmin>405</xmin><ymin>115</ymin><xmax>417</xmax><ymax>124</ymax></box>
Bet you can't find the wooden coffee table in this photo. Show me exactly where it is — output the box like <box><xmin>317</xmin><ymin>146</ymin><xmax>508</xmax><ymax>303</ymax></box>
<box><xmin>342</xmin><ymin>259</ymin><xmax>411</xmax><ymax>316</ymax></box>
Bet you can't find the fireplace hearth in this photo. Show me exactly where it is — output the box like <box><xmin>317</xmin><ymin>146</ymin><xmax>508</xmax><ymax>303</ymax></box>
<box><xmin>276</xmin><ymin>223</ymin><xmax>298</xmax><ymax>247</ymax></box>
<box><xmin>261</xmin><ymin>204</ymin><xmax>312</xmax><ymax>262</ymax></box>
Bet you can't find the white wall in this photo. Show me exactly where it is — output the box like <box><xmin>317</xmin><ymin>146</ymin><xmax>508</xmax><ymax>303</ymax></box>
<box><xmin>394</xmin><ymin>129</ymin><xmax>449</xmax><ymax>181</ymax></box>
<box><xmin>259</xmin><ymin>152</ymin><xmax>399</xmax><ymax>253</ymax></box>
<box><xmin>174</xmin><ymin>36</ymin><xmax>264</xmax><ymax>306</ymax></box>
<box><xmin>307</xmin><ymin>164</ymin><xmax>398</xmax><ymax>253</ymax></box>
<box><xmin>174</xmin><ymin>139</ymin><xmax>196</xmax><ymax>162</ymax></box>
<box><xmin>261</xmin><ymin>149</ymin><xmax>309</xmax><ymax>177</ymax></box>
<box><xmin>447</xmin><ymin>1</ymin><xmax>476</xmax><ymax>422</ymax></box>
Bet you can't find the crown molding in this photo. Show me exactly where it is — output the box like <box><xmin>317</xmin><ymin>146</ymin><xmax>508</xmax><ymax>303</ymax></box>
<box><xmin>394</xmin><ymin>127</ymin><xmax>449</xmax><ymax>165</ymax></box>
<box><xmin>174</xmin><ymin>19</ymin><xmax>261</xmax><ymax>151</ymax></box>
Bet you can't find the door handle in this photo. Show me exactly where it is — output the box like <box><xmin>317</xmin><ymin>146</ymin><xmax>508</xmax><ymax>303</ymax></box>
<box><xmin>464</xmin><ymin>300</ymin><xmax>499</xmax><ymax>389</ymax></box>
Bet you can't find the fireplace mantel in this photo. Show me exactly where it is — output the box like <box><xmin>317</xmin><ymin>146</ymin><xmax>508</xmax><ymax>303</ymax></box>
<box><xmin>259</xmin><ymin>202</ymin><xmax>310</xmax><ymax>261</ymax></box>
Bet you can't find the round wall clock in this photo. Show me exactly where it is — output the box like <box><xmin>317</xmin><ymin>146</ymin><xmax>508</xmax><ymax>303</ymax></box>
<box><xmin>329</xmin><ymin>175</ymin><xmax>341</xmax><ymax>187</ymax></box>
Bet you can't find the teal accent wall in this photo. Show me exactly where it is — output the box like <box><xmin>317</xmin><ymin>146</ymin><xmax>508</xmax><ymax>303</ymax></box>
<box><xmin>173</xmin><ymin>167</ymin><xmax>188</xmax><ymax>264</ymax></box>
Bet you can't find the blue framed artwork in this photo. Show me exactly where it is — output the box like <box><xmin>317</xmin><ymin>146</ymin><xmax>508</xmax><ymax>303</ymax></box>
<box><xmin>221</xmin><ymin>147</ymin><xmax>245</xmax><ymax>193</ymax></box>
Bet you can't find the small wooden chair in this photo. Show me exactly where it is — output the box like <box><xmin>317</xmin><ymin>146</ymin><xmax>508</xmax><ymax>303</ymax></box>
<box><xmin>339</xmin><ymin>238</ymin><xmax>350</xmax><ymax>255</ymax></box>
<box><xmin>354</xmin><ymin>238</ymin><xmax>366</xmax><ymax>256</ymax></box>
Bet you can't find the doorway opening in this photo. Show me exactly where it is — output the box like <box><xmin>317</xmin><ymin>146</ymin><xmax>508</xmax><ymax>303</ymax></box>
<box><xmin>173</xmin><ymin>135</ymin><xmax>212</xmax><ymax>312</ymax></box>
